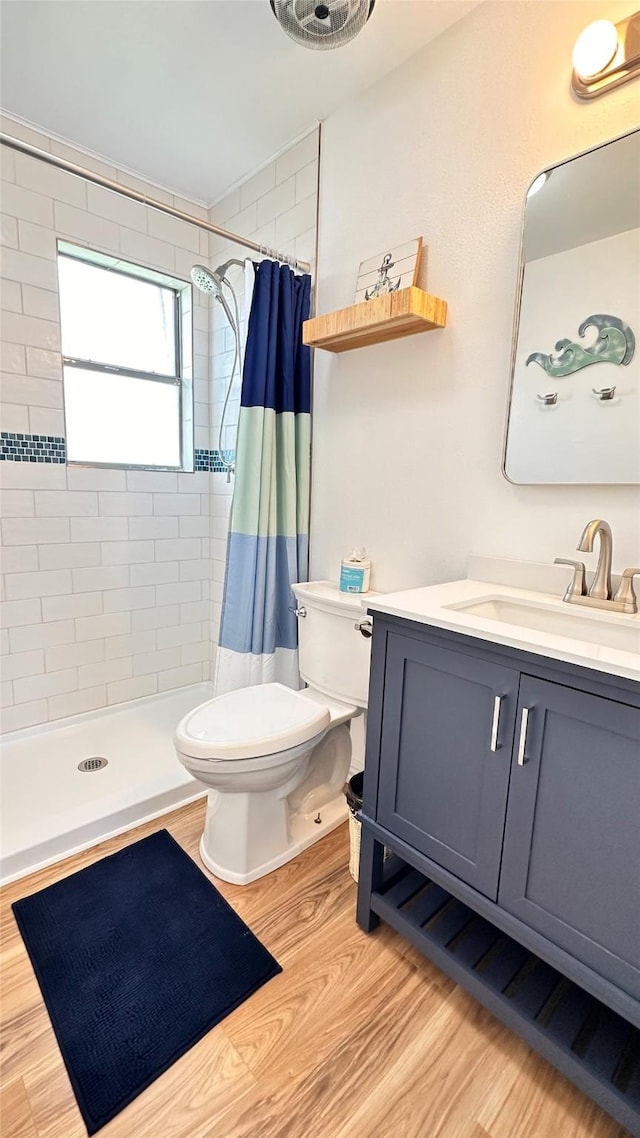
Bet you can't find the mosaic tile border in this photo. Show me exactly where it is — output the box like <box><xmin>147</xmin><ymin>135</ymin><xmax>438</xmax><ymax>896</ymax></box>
<box><xmin>195</xmin><ymin>448</ymin><xmax>236</xmax><ymax>473</ymax></box>
<box><xmin>0</xmin><ymin>435</ymin><xmax>233</xmax><ymax>472</ymax></box>
<box><xmin>1</xmin><ymin>433</ymin><xmax>66</xmax><ymax>464</ymax></box>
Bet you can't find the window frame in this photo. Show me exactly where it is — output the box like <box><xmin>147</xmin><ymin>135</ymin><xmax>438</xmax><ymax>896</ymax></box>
<box><xmin>57</xmin><ymin>242</ymin><xmax>194</xmax><ymax>473</ymax></box>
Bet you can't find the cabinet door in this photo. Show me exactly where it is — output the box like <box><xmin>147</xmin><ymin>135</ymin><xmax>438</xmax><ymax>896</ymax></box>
<box><xmin>499</xmin><ymin>676</ymin><xmax>640</xmax><ymax>1000</ymax></box>
<box><xmin>377</xmin><ymin>632</ymin><xmax>519</xmax><ymax>899</ymax></box>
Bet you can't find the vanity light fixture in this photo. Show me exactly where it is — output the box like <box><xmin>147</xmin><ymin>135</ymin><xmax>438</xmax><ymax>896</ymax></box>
<box><xmin>571</xmin><ymin>11</ymin><xmax>640</xmax><ymax>98</ymax></box>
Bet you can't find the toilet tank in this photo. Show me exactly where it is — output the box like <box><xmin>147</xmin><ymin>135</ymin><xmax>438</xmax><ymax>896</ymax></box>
<box><xmin>292</xmin><ymin>581</ymin><xmax>377</xmax><ymax>708</ymax></box>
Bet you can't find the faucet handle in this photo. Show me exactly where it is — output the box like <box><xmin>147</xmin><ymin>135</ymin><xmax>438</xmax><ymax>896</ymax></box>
<box><xmin>554</xmin><ymin>558</ymin><xmax>587</xmax><ymax>600</ymax></box>
<box><xmin>613</xmin><ymin>567</ymin><xmax>640</xmax><ymax>613</ymax></box>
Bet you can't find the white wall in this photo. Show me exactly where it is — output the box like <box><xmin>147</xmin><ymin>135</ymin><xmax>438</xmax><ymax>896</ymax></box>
<box><xmin>310</xmin><ymin>0</ymin><xmax>640</xmax><ymax>594</ymax></box>
<box><xmin>0</xmin><ymin>114</ymin><xmax>215</xmax><ymax>731</ymax></box>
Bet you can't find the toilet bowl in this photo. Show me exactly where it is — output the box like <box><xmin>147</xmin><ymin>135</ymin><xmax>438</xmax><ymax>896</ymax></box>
<box><xmin>174</xmin><ymin>581</ymin><xmax>375</xmax><ymax>884</ymax></box>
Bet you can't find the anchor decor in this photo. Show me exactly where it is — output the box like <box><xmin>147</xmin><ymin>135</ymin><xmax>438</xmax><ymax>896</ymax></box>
<box><xmin>364</xmin><ymin>253</ymin><xmax>402</xmax><ymax>300</ymax></box>
<box><xmin>354</xmin><ymin>237</ymin><xmax>423</xmax><ymax>305</ymax></box>
<box><xmin>526</xmin><ymin>314</ymin><xmax>636</xmax><ymax>378</ymax></box>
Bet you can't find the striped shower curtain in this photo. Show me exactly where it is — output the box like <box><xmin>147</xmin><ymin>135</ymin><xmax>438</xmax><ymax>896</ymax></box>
<box><xmin>214</xmin><ymin>260</ymin><xmax>312</xmax><ymax>695</ymax></box>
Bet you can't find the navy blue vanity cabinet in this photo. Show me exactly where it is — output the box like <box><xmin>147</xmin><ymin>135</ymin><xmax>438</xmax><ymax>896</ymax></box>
<box><xmin>376</xmin><ymin>631</ymin><xmax>519</xmax><ymax>900</ymax></box>
<box><xmin>499</xmin><ymin>675</ymin><xmax>640</xmax><ymax>1002</ymax></box>
<box><xmin>358</xmin><ymin>613</ymin><xmax>640</xmax><ymax>1134</ymax></box>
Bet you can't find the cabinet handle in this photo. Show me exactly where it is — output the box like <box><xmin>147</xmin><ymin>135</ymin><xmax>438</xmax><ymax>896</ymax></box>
<box><xmin>490</xmin><ymin>696</ymin><xmax>502</xmax><ymax>752</ymax></box>
<box><xmin>517</xmin><ymin>708</ymin><xmax>530</xmax><ymax>766</ymax></box>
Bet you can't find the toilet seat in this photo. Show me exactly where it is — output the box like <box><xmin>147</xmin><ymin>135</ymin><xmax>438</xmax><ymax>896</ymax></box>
<box><xmin>176</xmin><ymin>682</ymin><xmax>332</xmax><ymax>762</ymax></box>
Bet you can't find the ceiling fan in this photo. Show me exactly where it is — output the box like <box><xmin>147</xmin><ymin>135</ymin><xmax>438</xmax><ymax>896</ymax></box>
<box><xmin>270</xmin><ymin>0</ymin><xmax>376</xmax><ymax>51</ymax></box>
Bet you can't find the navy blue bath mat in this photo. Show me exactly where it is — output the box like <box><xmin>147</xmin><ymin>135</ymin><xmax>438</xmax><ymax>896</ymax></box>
<box><xmin>12</xmin><ymin>829</ymin><xmax>281</xmax><ymax>1134</ymax></box>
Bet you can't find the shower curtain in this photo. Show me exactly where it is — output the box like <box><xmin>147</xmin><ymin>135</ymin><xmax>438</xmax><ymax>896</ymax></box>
<box><xmin>215</xmin><ymin>260</ymin><xmax>312</xmax><ymax>695</ymax></box>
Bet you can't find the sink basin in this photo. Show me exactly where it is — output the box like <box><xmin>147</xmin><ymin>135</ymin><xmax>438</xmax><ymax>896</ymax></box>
<box><xmin>446</xmin><ymin>596</ymin><xmax>640</xmax><ymax>655</ymax></box>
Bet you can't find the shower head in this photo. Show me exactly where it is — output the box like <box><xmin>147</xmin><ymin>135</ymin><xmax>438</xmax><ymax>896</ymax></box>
<box><xmin>190</xmin><ymin>259</ymin><xmax>244</xmax><ymax>297</ymax></box>
<box><xmin>190</xmin><ymin>260</ymin><xmax>244</xmax><ymax>483</ymax></box>
<box><xmin>190</xmin><ymin>264</ymin><xmax>223</xmax><ymax>297</ymax></box>
<box><xmin>190</xmin><ymin>260</ymin><xmax>244</xmax><ymax>332</ymax></box>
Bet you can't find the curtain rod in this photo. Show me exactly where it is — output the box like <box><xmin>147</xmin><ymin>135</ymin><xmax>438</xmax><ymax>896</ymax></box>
<box><xmin>0</xmin><ymin>133</ymin><xmax>311</xmax><ymax>273</ymax></box>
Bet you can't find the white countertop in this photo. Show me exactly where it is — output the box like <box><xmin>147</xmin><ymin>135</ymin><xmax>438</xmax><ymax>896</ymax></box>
<box><xmin>366</xmin><ymin>577</ymin><xmax>640</xmax><ymax>684</ymax></box>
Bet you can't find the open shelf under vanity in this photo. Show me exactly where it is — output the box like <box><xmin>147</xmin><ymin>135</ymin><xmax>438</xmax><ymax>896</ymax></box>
<box><xmin>372</xmin><ymin>855</ymin><xmax>640</xmax><ymax>1135</ymax></box>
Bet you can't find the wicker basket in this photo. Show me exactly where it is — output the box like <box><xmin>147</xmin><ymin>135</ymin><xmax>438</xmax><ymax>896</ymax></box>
<box><xmin>348</xmin><ymin>812</ymin><xmax>391</xmax><ymax>882</ymax></box>
<box><xmin>348</xmin><ymin>811</ymin><xmax>362</xmax><ymax>882</ymax></box>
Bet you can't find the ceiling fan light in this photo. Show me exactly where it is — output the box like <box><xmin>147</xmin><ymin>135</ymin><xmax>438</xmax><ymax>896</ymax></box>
<box><xmin>270</xmin><ymin>0</ymin><xmax>376</xmax><ymax>51</ymax></box>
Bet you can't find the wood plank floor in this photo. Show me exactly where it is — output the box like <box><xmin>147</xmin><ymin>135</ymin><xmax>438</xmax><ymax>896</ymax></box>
<box><xmin>0</xmin><ymin>801</ymin><xmax>631</xmax><ymax>1138</ymax></box>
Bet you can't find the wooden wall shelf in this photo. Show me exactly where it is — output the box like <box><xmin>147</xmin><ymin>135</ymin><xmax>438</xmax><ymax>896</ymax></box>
<box><xmin>302</xmin><ymin>286</ymin><xmax>448</xmax><ymax>353</ymax></box>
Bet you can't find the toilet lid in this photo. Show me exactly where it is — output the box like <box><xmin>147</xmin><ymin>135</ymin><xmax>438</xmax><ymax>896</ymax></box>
<box><xmin>175</xmin><ymin>682</ymin><xmax>331</xmax><ymax>761</ymax></box>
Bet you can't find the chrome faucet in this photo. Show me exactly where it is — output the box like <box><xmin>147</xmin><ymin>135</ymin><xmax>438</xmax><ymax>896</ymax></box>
<box><xmin>554</xmin><ymin>519</ymin><xmax>640</xmax><ymax>614</ymax></box>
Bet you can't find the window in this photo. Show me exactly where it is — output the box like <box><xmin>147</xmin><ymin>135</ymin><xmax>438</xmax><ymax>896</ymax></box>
<box><xmin>57</xmin><ymin>244</ymin><xmax>193</xmax><ymax>469</ymax></box>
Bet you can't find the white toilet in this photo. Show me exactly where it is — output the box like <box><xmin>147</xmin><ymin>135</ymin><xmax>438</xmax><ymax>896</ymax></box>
<box><xmin>174</xmin><ymin>581</ymin><xmax>375</xmax><ymax>884</ymax></box>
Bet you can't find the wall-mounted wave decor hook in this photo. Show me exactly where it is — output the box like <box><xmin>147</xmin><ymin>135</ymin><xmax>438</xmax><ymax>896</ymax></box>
<box><xmin>536</xmin><ymin>392</ymin><xmax>558</xmax><ymax>406</ymax></box>
<box><xmin>526</xmin><ymin>314</ymin><xmax>635</xmax><ymax>378</ymax></box>
<box><xmin>592</xmin><ymin>386</ymin><xmax>617</xmax><ymax>401</ymax></box>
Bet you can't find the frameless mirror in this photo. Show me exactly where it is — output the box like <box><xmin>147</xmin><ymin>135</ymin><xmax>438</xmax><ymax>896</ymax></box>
<box><xmin>503</xmin><ymin>129</ymin><xmax>640</xmax><ymax>484</ymax></box>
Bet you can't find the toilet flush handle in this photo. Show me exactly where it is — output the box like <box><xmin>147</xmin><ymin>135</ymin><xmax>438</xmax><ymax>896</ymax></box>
<box><xmin>355</xmin><ymin>617</ymin><xmax>373</xmax><ymax>639</ymax></box>
<box><xmin>289</xmin><ymin>604</ymin><xmax>307</xmax><ymax>618</ymax></box>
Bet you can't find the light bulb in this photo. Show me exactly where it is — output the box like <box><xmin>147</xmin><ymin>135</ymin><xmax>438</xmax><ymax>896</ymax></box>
<box><xmin>527</xmin><ymin>172</ymin><xmax>548</xmax><ymax>198</ymax></box>
<box><xmin>572</xmin><ymin>20</ymin><xmax>619</xmax><ymax>80</ymax></box>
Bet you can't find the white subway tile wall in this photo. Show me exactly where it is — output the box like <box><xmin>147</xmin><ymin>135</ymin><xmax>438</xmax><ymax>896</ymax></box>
<box><xmin>0</xmin><ymin>116</ymin><xmax>213</xmax><ymax>727</ymax></box>
<box><xmin>1</xmin><ymin>116</ymin><xmax>318</xmax><ymax>728</ymax></box>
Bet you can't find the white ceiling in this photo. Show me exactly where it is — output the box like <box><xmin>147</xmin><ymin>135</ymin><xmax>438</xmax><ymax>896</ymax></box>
<box><xmin>0</xmin><ymin>0</ymin><xmax>479</xmax><ymax>205</ymax></box>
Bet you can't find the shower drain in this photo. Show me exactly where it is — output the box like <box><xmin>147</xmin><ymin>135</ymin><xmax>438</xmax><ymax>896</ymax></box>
<box><xmin>77</xmin><ymin>756</ymin><xmax>108</xmax><ymax>773</ymax></box>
